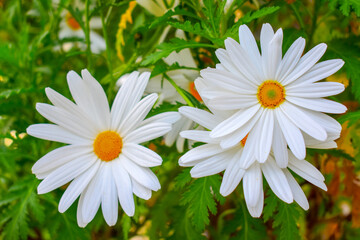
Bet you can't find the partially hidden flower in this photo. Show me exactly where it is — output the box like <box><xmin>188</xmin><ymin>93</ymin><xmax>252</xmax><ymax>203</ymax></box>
<box><xmin>179</xmin><ymin>105</ymin><xmax>333</xmax><ymax>217</ymax></box>
<box><xmin>117</xmin><ymin>30</ymin><xmax>200</xmax><ymax>152</ymax></box>
<box><xmin>27</xmin><ymin>70</ymin><xmax>180</xmax><ymax>227</ymax></box>
<box><xmin>197</xmin><ymin>23</ymin><xmax>346</xmax><ymax>166</ymax></box>
<box><xmin>58</xmin><ymin>11</ymin><xmax>106</xmax><ymax>53</ymax></box>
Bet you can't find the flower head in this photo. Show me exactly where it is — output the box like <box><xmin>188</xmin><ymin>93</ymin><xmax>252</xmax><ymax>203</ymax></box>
<box><xmin>58</xmin><ymin>11</ymin><xmax>106</xmax><ymax>53</ymax></box>
<box><xmin>27</xmin><ymin>70</ymin><xmax>179</xmax><ymax>227</ymax></box>
<box><xmin>197</xmin><ymin>23</ymin><xmax>346</xmax><ymax>164</ymax></box>
<box><xmin>179</xmin><ymin>105</ymin><xmax>332</xmax><ymax>217</ymax></box>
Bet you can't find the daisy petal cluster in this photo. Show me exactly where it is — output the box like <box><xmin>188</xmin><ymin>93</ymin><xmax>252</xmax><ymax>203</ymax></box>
<box><xmin>179</xmin><ymin>23</ymin><xmax>346</xmax><ymax>217</ymax></box>
<box><xmin>27</xmin><ymin>70</ymin><xmax>179</xmax><ymax>227</ymax></box>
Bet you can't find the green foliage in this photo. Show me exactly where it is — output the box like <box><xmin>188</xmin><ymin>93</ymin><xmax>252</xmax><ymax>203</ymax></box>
<box><xmin>141</xmin><ymin>38</ymin><xmax>216</xmax><ymax>65</ymax></box>
<box><xmin>326</xmin><ymin>38</ymin><xmax>360</xmax><ymax>101</ymax></box>
<box><xmin>0</xmin><ymin>176</ymin><xmax>42</xmax><ymax>240</ymax></box>
<box><xmin>264</xmin><ymin>192</ymin><xmax>301</xmax><ymax>240</ymax></box>
<box><xmin>181</xmin><ymin>175</ymin><xmax>225</xmax><ymax>231</ymax></box>
<box><xmin>328</xmin><ymin>0</ymin><xmax>360</xmax><ymax>16</ymax></box>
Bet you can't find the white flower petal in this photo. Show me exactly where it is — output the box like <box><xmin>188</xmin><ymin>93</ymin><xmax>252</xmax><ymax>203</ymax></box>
<box><xmin>276</xmin><ymin>37</ymin><xmax>305</xmax><ymax>81</ymax></box>
<box><xmin>111</xmin><ymin>71</ymin><xmax>140</xmax><ymax>129</ymax></box>
<box><xmin>280</xmin><ymin>101</ymin><xmax>327</xmax><ymax>141</ymax></box>
<box><xmin>122</xmin><ymin>143</ymin><xmax>162</xmax><ymax>167</ymax></box>
<box><xmin>260</xmin><ymin>23</ymin><xmax>275</xmax><ymax>56</ymax></box>
<box><xmin>256</xmin><ymin>109</ymin><xmax>274</xmax><ymax>163</ymax></box>
<box><xmin>283</xmin><ymin>169</ymin><xmax>309</xmax><ymax>210</ymax></box>
<box><xmin>286</xmin><ymin>82</ymin><xmax>345</xmax><ymax>98</ymax></box>
<box><xmin>272</xmin><ymin>120</ymin><xmax>288</xmax><ymax>168</ymax></box>
<box><xmin>190</xmin><ymin>152</ymin><xmax>231</xmax><ymax>178</ymax></box>
<box><xmin>262</xmin><ymin>158</ymin><xmax>293</xmax><ymax>203</ymax></box>
<box><xmin>288</xmin><ymin>59</ymin><xmax>345</xmax><ymax>86</ymax></box>
<box><xmin>215</xmin><ymin>49</ymin><xmax>257</xmax><ymax>88</ymax></box>
<box><xmin>101</xmin><ymin>164</ymin><xmax>118</xmax><ymax>226</ymax></box>
<box><xmin>121</xmin><ymin>155</ymin><xmax>160</xmax><ymax>191</ymax></box>
<box><xmin>81</xmin><ymin>162</ymin><xmax>105</xmax><ymax>224</ymax></box>
<box><xmin>32</xmin><ymin>144</ymin><xmax>92</xmax><ymax>174</ymax></box>
<box><xmin>180</xmin><ymin>130</ymin><xmax>217</xmax><ymax>144</ymax></box>
<box><xmin>243</xmin><ymin>163</ymin><xmax>262</xmax><ymax>207</ymax></box>
<box><xmin>247</xmin><ymin>187</ymin><xmax>264</xmax><ymax>218</ymax></box>
<box><xmin>179</xmin><ymin>106</ymin><xmax>220</xmax><ymax>130</ymax></box>
<box><xmin>220</xmin><ymin>150</ymin><xmax>245</xmax><ymax>196</ymax></box>
<box><xmin>111</xmin><ymin>72</ymin><xmax>150</xmax><ymax>130</ymax></box>
<box><xmin>140</xmin><ymin>112</ymin><xmax>181</xmax><ymax>126</ymax></box>
<box><xmin>35</xmin><ymin>103</ymin><xmax>96</xmax><ymax>139</ymax></box>
<box><xmin>58</xmin><ymin>160</ymin><xmax>100</xmax><ymax>213</ymax></box>
<box><xmin>286</xmin><ymin>96</ymin><xmax>347</xmax><ymax>114</ymax></box>
<box><xmin>45</xmin><ymin>87</ymin><xmax>97</xmax><ymax>128</ymax></box>
<box><xmin>77</xmin><ymin>191</ymin><xmax>87</xmax><ymax>228</ymax></box>
<box><xmin>132</xmin><ymin>179</ymin><xmax>152</xmax><ymax>200</ymax></box>
<box><xmin>124</xmin><ymin>122</ymin><xmax>171</xmax><ymax>144</ymax></box>
<box><xmin>111</xmin><ymin>159</ymin><xmax>135</xmax><ymax>216</ymax></box>
<box><xmin>225</xmin><ymin>38</ymin><xmax>262</xmax><ymax>84</ymax></box>
<box><xmin>238</xmin><ymin>131</ymin><xmax>257</xmax><ymax>169</ymax></box>
<box><xmin>80</xmin><ymin>69</ymin><xmax>110</xmax><ymax>129</ymax></box>
<box><xmin>263</xmin><ymin>28</ymin><xmax>283</xmax><ymax>79</ymax></box>
<box><xmin>282</xmin><ymin>43</ymin><xmax>327</xmax><ymax>85</ymax></box>
<box><xmin>200</xmin><ymin>68</ymin><xmax>256</xmax><ymax>94</ymax></box>
<box><xmin>37</xmin><ymin>154</ymin><xmax>97</xmax><ymax>194</ymax></box>
<box><xmin>210</xmin><ymin>105</ymin><xmax>261</xmax><ymax>138</ymax></box>
<box><xmin>118</xmin><ymin>93</ymin><xmax>158</xmax><ymax>136</ymax></box>
<box><xmin>239</xmin><ymin>24</ymin><xmax>263</xmax><ymax>77</ymax></box>
<box><xmin>275</xmin><ymin>108</ymin><xmax>306</xmax><ymax>160</ymax></box>
<box><xmin>288</xmin><ymin>153</ymin><xmax>327</xmax><ymax>191</ymax></box>
<box><xmin>220</xmin><ymin>109</ymin><xmax>262</xmax><ymax>149</ymax></box>
<box><xmin>179</xmin><ymin>143</ymin><xmax>224</xmax><ymax>166</ymax></box>
<box><xmin>27</xmin><ymin>124</ymin><xmax>91</xmax><ymax>145</ymax></box>
<box><xmin>299</xmin><ymin>109</ymin><xmax>341</xmax><ymax>135</ymax></box>
<box><xmin>208</xmin><ymin>95</ymin><xmax>258</xmax><ymax>110</ymax></box>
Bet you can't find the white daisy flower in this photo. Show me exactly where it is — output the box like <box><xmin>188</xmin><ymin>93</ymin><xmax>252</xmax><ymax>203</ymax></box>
<box><xmin>179</xmin><ymin>105</ymin><xmax>333</xmax><ymax>217</ymax></box>
<box><xmin>27</xmin><ymin>70</ymin><xmax>180</xmax><ymax>227</ymax></box>
<box><xmin>197</xmin><ymin>23</ymin><xmax>346</xmax><ymax>164</ymax></box>
<box><xmin>58</xmin><ymin>11</ymin><xmax>106</xmax><ymax>53</ymax></box>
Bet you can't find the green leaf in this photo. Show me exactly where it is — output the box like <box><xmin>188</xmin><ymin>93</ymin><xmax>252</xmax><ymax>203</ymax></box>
<box><xmin>174</xmin><ymin>168</ymin><xmax>192</xmax><ymax>190</ymax></box>
<box><xmin>338</xmin><ymin>110</ymin><xmax>360</xmax><ymax>126</ymax></box>
<box><xmin>181</xmin><ymin>175</ymin><xmax>224</xmax><ymax>231</ymax></box>
<box><xmin>326</xmin><ymin>37</ymin><xmax>360</xmax><ymax>101</ymax></box>
<box><xmin>141</xmin><ymin>38</ymin><xmax>216</xmax><ymax>66</ymax></box>
<box><xmin>0</xmin><ymin>176</ymin><xmax>40</xmax><ymax>240</ymax></box>
<box><xmin>273</xmin><ymin>202</ymin><xmax>301</xmax><ymax>240</ymax></box>
<box><xmin>225</xmin><ymin>6</ymin><xmax>280</xmax><ymax>39</ymax></box>
<box><xmin>328</xmin><ymin>0</ymin><xmax>360</xmax><ymax>16</ymax></box>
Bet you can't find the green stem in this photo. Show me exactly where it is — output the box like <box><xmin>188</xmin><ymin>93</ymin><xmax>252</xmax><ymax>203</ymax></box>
<box><xmin>98</xmin><ymin>0</ymin><xmax>114</xmax><ymax>83</ymax></box>
<box><xmin>163</xmin><ymin>73</ymin><xmax>194</xmax><ymax>107</ymax></box>
<box><xmin>290</xmin><ymin>3</ymin><xmax>306</xmax><ymax>33</ymax></box>
<box><xmin>85</xmin><ymin>0</ymin><xmax>93</xmax><ymax>70</ymax></box>
<box><xmin>308</xmin><ymin>0</ymin><xmax>320</xmax><ymax>48</ymax></box>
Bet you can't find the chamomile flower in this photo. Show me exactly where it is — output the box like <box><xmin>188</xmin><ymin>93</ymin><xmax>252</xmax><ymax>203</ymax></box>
<box><xmin>179</xmin><ymin>106</ymin><xmax>332</xmax><ymax>217</ymax></box>
<box><xmin>58</xmin><ymin>11</ymin><xmax>106</xmax><ymax>53</ymax></box>
<box><xmin>198</xmin><ymin>23</ymin><xmax>346</xmax><ymax>164</ymax></box>
<box><xmin>27</xmin><ymin>70</ymin><xmax>179</xmax><ymax>227</ymax></box>
<box><xmin>136</xmin><ymin>0</ymin><xmax>179</xmax><ymax>17</ymax></box>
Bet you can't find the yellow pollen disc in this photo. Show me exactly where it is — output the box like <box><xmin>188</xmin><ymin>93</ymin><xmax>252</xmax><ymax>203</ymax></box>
<box><xmin>257</xmin><ymin>80</ymin><xmax>286</xmax><ymax>109</ymax></box>
<box><xmin>240</xmin><ymin>134</ymin><xmax>249</xmax><ymax>147</ymax></box>
<box><xmin>65</xmin><ymin>12</ymin><xmax>81</xmax><ymax>30</ymax></box>
<box><xmin>93</xmin><ymin>131</ymin><xmax>123</xmax><ymax>162</ymax></box>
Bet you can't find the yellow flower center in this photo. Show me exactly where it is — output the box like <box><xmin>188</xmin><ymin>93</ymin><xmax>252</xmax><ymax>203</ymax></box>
<box><xmin>93</xmin><ymin>131</ymin><xmax>123</xmax><ymax>161</ymax></box>
<box><xmin>257</xmin><ymin>80</ymin><xmax>286</xmax><ymax>109</ymax></box>
<box><xmin>65</xmin><ymin>12</ymin><xmax>81</xmax><ymax>30</ymax></box>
